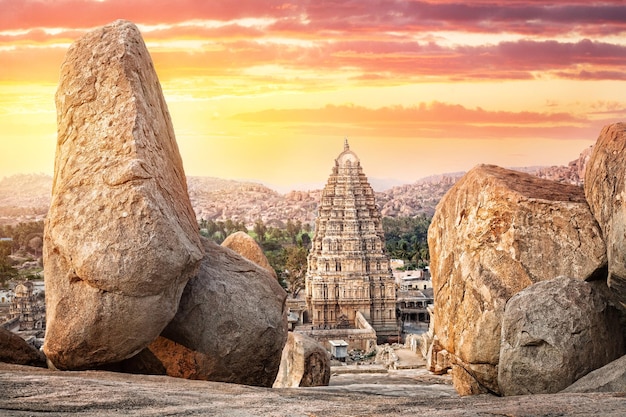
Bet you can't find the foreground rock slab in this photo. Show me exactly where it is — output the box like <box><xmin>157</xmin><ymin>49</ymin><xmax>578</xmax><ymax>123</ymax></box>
<box><xmin>43</xmin><ymin>20</ymin><xmax>203</xmax><ymax>369</ymax></box>
<box><xmin>1</xmin><ymin>363</ymin><xmax>625</xmax><ymax>417</ymax></box>
<box><xmin>428</xmin><ymin>164</ymin><xmax>606</xmax><ymax>395</ymax></box>
<box><xmin>155</xmin><ymin>238</ymin><xmax>287</xmax><ymax>387</ymax></box>
<box><xmin>499</xmin><ymin>277</ymin><xmax>624</xmax><ymax>395</ymax></box>
<box><xmin>585</xmin><ymin>122</ymin><xmax>626</xmax><ymax>308</ymax></box>
<box><xmin>273</xmin><ymin>332</ymin><xmax>331</xmax><ymax>388</ymax></box>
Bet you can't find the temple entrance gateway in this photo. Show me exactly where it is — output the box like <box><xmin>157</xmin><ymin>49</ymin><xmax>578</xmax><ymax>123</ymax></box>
<box><xmin>304</xmin><ymin>139</ymin><xmax>399</xmax><ymax>345</ymax></box>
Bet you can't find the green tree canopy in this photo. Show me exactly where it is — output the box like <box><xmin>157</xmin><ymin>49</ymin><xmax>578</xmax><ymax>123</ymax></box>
<box><xmin>284</xmin><ymin>245</ymin><xmax>308</xmax><ymax>297</ymax></box>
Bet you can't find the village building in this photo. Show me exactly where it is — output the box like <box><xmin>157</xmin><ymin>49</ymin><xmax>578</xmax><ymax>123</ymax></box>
<box><xmin>303</xmin><ymin>140</ymin><xmax>399</xmax><ymax>346</ymax></box>
<box><xmin>8</xmin><ymin>281</ymin><xmax>45</xmax><ymax>332</ymax></box>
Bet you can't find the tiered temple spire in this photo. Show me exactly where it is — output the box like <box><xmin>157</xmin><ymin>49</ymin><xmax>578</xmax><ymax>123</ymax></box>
<box><xmin>305</xmin><ymin>140</ymin><xmax>398</xmax><ymax>341</ymax></box>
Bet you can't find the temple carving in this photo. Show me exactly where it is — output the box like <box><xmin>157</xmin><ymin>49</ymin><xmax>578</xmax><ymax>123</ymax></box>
<box><xmin>305</xmin><ymin>139</ymin><xmax>398</xmax><ymax>341</ymax></box>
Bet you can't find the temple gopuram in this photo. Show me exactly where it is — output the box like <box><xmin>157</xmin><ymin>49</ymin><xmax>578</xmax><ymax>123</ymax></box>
<box><xmin>304</xmin><ymin>139</ymin><xmax>399</xmax><ymax>345</ymax></box>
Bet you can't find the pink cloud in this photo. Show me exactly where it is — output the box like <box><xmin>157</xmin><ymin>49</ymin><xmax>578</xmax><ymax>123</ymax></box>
<box><xmin>2</xmin><ymin>0</ymin><xmax>625</xmax><ymax>37</ymax></box>
<box><xmin>2</xmin><ymin>1</ymin><xmax>625</xmax><ymax>83</ymax></box>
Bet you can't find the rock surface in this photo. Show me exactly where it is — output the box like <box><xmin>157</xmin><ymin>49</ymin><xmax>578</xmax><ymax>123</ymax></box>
<box><xmin>562</xmin><ymin>354</ymin><xmax>626</xmax><ymax>393</ymax></box>
<box><xmin>2</xmin><ymin>363</ymin><xmax>626</xmax><ymax>416</ymax></box>
<box><xmin>43</xmin><ymin>20</ymin><xmax>203</xmax><ymax>370</ymax></box>
<box><xmin>428</xmin><ymin>164</ymin><xmax>607</xmax><ymax>395</ymax></box>
<box><xmin>157</xmin><ymin>237</ymin><xmax>287</xmax><ymax>387</ymax></box>
<box><xmin>498</xmin><ymin>277</ymin><xmax>624</xmax><ymax>395</ymax></box>
<box><xmin>585</xmin><ymin>122</ymin><xmax>626</xmax><ymax>308</ymax></box>
<box><xmin>273</xmin><ymin>332</ymin><xmax>331</xmax><ymax>388</ymax></box>
<box><xmin>426</xmin><ymin>337</ymin><xmax>451</xmax><ymax>376</ymax></box>
<box><xmin>0</xmin><ymin>328</ymin><xmax>46</xmax><ymax>368</ymax></box>
<box><xmin>221</xmin><ymin>231</ymin><xmax>277</xmax><ymax>278</ymax></box>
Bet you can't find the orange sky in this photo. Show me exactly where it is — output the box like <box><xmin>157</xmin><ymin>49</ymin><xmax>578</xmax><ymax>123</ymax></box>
<box><xmin>1</xmin><ymin>0</ymin><xmax>626</xmax><ymax>191</ymax></box>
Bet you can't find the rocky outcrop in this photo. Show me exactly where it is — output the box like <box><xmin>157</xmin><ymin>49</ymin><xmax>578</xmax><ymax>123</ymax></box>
<box><xmin>585</xmin><ymin>123</ymin><xmax>626</xmax><ymax>308</ymax></box>
<box><xmin>157</xmin><ymin>238</ymin><xmax>288</xmax><ymax>387</ymax></box>
<box><xmin>562</xmin><ymin>354</ymin><xmax>626</xmax><ymax>393</ymax></box>
<box><xmin>43</xmin><ymin>20</ymin><xmax>203</xmax><ymax>370</ymax></box>
<box><xmin>426</xmin><ymin>336</ymin><xmax>451</xmax><ymax>376</ymax></box>
<box><xmin>222</xmin><ymin>231</ymin><xmax>277</xmax><ymax>278</ymax></box>
<box><xmin>428</xmin><ymin>164</ymin><xmax>607</xmax><ymax>395</ymax></box>
<box><xmin>498</xmin><ymin>277</ymin><xmax>624</xmax><ymax>395</ymax></box>
<box><xmin>0</xmin><ymin>328</ymin><xmax>46</xmax><ymax>368</ymax></box>
<box><xmin>273</xmin><ymin>332</ymin><xmax>331</xmax><ymax>388</ymax></box>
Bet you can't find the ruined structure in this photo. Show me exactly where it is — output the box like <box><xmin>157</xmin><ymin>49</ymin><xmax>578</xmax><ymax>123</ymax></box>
<box><xmin>9</xmin><ymin>282</ymin><xmax>45</xmax><ymax>331</ymax></box>
<box><xmin>305</xmin><ymin>140</ymin><xmax>398</xmax><ymax>343</ymax></box>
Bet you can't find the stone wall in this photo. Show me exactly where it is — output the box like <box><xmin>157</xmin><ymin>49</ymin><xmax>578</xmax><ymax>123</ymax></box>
<box><xmin>295</xmin><ymin>312</ymin><xmax>377</xmax><ymax>352</ymax></box>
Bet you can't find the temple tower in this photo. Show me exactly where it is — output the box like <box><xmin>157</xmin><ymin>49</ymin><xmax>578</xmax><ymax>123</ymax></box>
<box><xmin>305</xmin><ymin>139</ymin><xmax>398</xmax><ymax>341</ymax></box>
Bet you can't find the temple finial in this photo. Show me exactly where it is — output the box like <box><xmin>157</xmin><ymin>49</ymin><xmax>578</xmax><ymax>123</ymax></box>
<box><xmin>344</xmin><ymin>137</ymin><xmax>349</xmax><ymax>151</ymax></box>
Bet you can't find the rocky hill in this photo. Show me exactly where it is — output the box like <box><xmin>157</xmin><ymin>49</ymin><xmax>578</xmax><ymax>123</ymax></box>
<box><xmin>0</xmin><ymin>148</ymin><xmax>591</xmax><ymax>226</ymax></box>
<box><xmin>0</xmin><ymin>174</ymin><xmax>51</xmax><ymax>224</ymax></box>
<box><xmin>187</xmin><ymin>177</ymin><xmax>320</xmax><ymax>227</ymax></box>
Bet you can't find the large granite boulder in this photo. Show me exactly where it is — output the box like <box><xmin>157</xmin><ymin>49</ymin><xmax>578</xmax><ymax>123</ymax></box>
<box><xmin>273</xmin><ymin>332</ymin><xmax>331</xmax><ymax>388</ymax></box>
<box><xmin>428</xmin><ymin>164</ymin><xmax>607</xmax><ymax>395</ymax></box>
<box><xmin>562</xmin><ymin>354</ymin><xmax>626</xmax><ymax>393</ymax></box>
<box><xmin>585</xmin><ymin>122</ymin><xmax>626</xmax><ymax>308</ymax></box>
<box><xmin>155</xmin><ymin>238</ymin><xmax>288</xmax><ymax>387</ymax></box>
<box><xmin>499</xmin><ymin>277</ymin><xmax>624</xmax><ymax>395</ymax></box>
<box><xmin>43</xmin><ymin>20</ymin><xmax>203</xmax><ymax>370</ymax></box>
<box><xmin>0</xmin><ymin>328</ymin><xmax>46</xmax><ymax>368</ymax></box>
<box><xmin>222</xmin><ymin>231</ymin><xmax>277</xmax><ymax>279</ymax></box>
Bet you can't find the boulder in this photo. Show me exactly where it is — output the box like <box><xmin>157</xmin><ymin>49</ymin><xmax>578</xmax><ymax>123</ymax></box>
<box><xmin>585</xmin><ymin>122</ymin><xmax>626</xmax><ymax>308</ymax></box>
<box><xmin>222</xmin><ymin>231</ymin><xmax>277</xmax><ymax>279</ymax></box>
<box><xmin>0</xmin><ymin>328</ymin><xmax>46</xmax><ymax>367</ymax></box>
<box><xmin>43</xmin><ymin>20</ymin><xmax>203</xmax><ymax>370</ymax></box>
<box><xmin>428</xmin><ymin>164</ymin><xmax>606</xmax><ymax>395</ymax></box>
<box><xmin>426</xmin><ymin>336</ymin><xmax>451</xmax><ymax>376</ymax></box>
<box><xmin>146</xmin><ymin>336</ymin><xmax>211</xmax><ymax>380</ymax></box>
<box><xmin>157</xmin><ymin>238</ymin><xmax>288</xmax><ymax>387</ymax></box>
<box><xmin>273</xmin><ymin>332</ymin><xmax>331</xmax><ymax>388</ymax></box>
<box><xmin>562</xmin><ymin>354</ymin><xmax>626</xmax><ymax>393</ymax></box>
<box><xmin>499</xmin><ymin>277</ymin><xmax>624</xmax><ymax>395</ymax></box>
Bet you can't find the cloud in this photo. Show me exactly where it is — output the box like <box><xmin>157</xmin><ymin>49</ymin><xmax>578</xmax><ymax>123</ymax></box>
<box><xmin>232</xmin><ymin>102</ymin><xmax>586</xmax><ymax>126</ymax></box>
<box><xmin>2</xmin><ymin>1</ymin><xmax>625</xmax><ymax>84</ymax></box>
<box><xmin>2</xmin><ymin>0</ymin><xmax>626</xmax><ymax>36</ymax></box>
<box><xmin>148</xmin><ymin>38</ymin><xmax>626</xmax><ymax>82</ymax></box>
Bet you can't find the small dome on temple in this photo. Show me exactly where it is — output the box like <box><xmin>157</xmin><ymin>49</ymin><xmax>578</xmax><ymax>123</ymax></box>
<box><xmin>335</xmin><ymin>138</ymin><xmax>360</xmax><ymax>167</ymax></box>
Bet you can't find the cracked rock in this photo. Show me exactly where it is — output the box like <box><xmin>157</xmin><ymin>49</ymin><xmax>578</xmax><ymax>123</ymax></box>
<box><xmin>43</xmin><ymin>20</ymin><xmax>203</xmax><ymax>370</ymax></box>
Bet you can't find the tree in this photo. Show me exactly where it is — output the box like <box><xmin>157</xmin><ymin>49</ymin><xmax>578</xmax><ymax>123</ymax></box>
<box><xmin>286</xmin><ymin>219</ymin><xmax>302</xmax><ymax>244</ymax></box>
<box><xmin>284</xmin><ymin>246</ymin><xmax>308</xmax><ymax>297</ymax></box>
<box><xmin>253</xmin><ymin>219</ymin><xmax>267</xmax><ymax>242</ymax></box>
<box><xmin>383</xmin><ymin>215</ymin><xmax>431</xmax><ymax>266</ymax></box>
<box><xmin>215</xmin><ymin>221</ymin><xmax>226</xmax><ymax>242</ymax></box>
<box><xmin>27</xmin><ymin>235</ymin><xmax>43</xmax><ymax>257</ymax></box>
<box><xmin>300</xmin><ymin>232</ymin><xmax>311</xmax><ymax>249</ymax></box>
<box><xmin>0</xmin><ymin>240</ymin><xmax>17</xmax><ymax>288</ymax></box>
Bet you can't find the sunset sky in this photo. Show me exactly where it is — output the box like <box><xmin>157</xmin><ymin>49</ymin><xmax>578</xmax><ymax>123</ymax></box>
<box><xmin>1</xmin><ymin>0</ymin><xmax>625</xmax><ymax>192</ymax></box>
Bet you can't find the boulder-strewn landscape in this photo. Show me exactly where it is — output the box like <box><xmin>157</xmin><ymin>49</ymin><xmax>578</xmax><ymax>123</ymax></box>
<box><xmin>0</xmin><ymin>156</ymin><xmax>589</xmax><ymax>228</ymax></box>
<box><xmin>2</xmin><ymin>17</ymin><xmax>625</xmax><ymax>417</ymax></box>
<box><xmin>37</xmin><ymin>17</ymin><xmax>290</xmax><ymax>380</ymax></box>
<box><xmin>427</xmin><ymin>126</ymin><xmax>626</xmax><ymax>397</ymax></box>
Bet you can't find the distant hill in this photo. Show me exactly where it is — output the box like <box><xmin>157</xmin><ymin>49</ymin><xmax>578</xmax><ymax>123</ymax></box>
<box><xmin>0</xmin><ymin>174</ymin><xmax>51</xmax><ymax>224</ymax></box>
<box><xmin>0</xmin><ymin>148</ymin><xmax>591</xmax><ymax>226</ymax></box>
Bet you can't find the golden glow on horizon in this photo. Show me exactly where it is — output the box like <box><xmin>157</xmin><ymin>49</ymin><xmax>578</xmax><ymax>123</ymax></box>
<box><xmin>1</xmin><ymin>1</ymin><xmax>625</xmax><ymax>190</ymax></box>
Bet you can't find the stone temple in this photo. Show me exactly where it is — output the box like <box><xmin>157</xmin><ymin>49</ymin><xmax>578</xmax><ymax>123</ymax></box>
<box><xmin>304</xmin><ymin>140</ymin><xmax>398</xmax><ymax>344</ymax></box>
